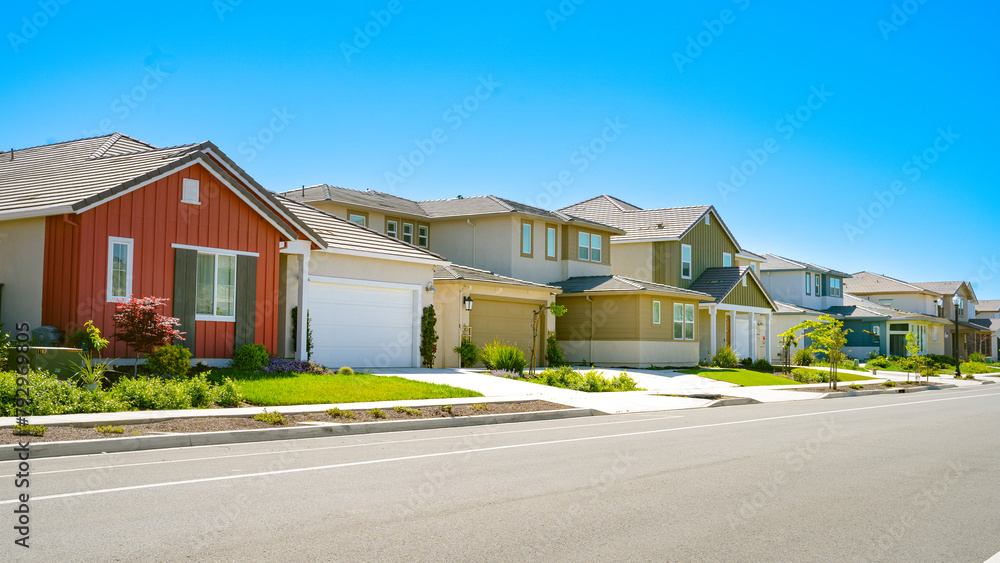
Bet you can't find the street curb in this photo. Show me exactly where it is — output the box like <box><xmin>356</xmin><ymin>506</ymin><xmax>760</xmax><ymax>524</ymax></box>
<box><xmin>0</xmin><ymin>407</ymin><xmax>598</xmax><ymax>461</ymax></box>
<box><xmin>820</xmin><ymin>383</ymin><xmax>958</xmax><ymax>399</ymax></box>
<box><xmin>706</xmin><ymin>397</ymin><xmax>761</xmax><ymax>407</ymax></box>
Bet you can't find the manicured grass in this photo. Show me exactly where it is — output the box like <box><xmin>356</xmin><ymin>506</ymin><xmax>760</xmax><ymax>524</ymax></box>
<box><xmin>678</xmin><ymin>368</ymin><xmax>800</xmax><ymax>387</ymax></box>
<box><xmin>790</xmin><ymin>368</ymin><xmax>876</xmax><ymax>382</ymax></box>
<box><xmin>209</xmin><ymin>369</ymin><xmax>482</xmax><ymax>406</ymax></box>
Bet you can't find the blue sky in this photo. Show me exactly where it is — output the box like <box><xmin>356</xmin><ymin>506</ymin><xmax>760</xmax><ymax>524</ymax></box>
<box><xmin>4</xmin><ymin>1</ymin><xmax>998</xmax><ymax>295</ymax></box>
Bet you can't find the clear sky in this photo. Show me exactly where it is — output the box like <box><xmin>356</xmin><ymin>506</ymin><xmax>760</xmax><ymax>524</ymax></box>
<box><xmin>4</xmin><ymin>1</ymin><xmax>998</xmax><ymax>296</ymax></box>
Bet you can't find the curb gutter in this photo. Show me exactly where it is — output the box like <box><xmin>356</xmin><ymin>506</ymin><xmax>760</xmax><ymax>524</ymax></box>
<box><xmin>820</xmin><ymin>383</ymin><xmax>957</xmax><ymax>399</ymax></box>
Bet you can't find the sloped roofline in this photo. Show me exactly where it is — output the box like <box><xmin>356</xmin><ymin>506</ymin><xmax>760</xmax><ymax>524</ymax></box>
<box><xmin>715</xmin><ymin>266</ymin><xmax>778</xmax><ymax>311</ymax></box>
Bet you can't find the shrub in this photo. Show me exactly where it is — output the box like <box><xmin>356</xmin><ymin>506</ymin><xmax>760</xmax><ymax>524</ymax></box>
<box><xmin>925</xmin><ymin>354</ymin><xmax>956</xmax><ymax>367</ymax></box>
<box><xmin>231</xmin><ymin>344</ymin><xmax>270</xmax><ymax>372</ymax></box>
<box><xmin>883</xmin><ymin>380</ymin><xmax>896</xmax><ymax>388</ymax></box>
<box><xmin>453</xmin><ymin>338</ymin><xmax>479</xmax><ymax>368</ymax></box>
<box><xmin>793</xmin><ymin>348</ymin><xmax>815</xmax><ymax>367</ymax></box>
<box><xmin>13</xmin><ymin>424</ymin><xmax>46</xmax><ymax>437</ymax></box>
<box><xmin>470</xmin><ymin>403</ymin><xmax>489</xmax><ymax>411</ymax></box>
<box><xmin>185</xmin><ymin>373</ymin><xmax>214</xmax><ymax>408</ymax></box>
<box><xmin>963</xmin><ymin>374</ymin><xmax>977</xmax><ymax>380</ymax></box>
<box><xmin>259</xmin><ymin>357</ymin><xmax>334</xmax><ymax>374</ymax></box>
<box><xmin>739</xmin><ymin>357</ymin><xmax>753</xmax><ymax>368</ymax></box>
<box><xmin>111</xmin><ymin>376</ymin><xmax>192</xmax><ymax>411</ymax></box>
<box><xmin>0</xmin><ymin>370</ymin><xmax>127</xmax><ymax>416</ymax></box>
<box><xmin>253</xmin><ymin>410</ymin><xmax>288</xmax><ymax>425</ymax></box>
<box><xmin>969</xmin><ymin>352</ymin><xmax>986</xmax><ymax>363</ymax></box>
<box><xmin>96</xmin><ymin>425</ymin><xmax>124</xmax><ymax>434</ymax></box>
<box><xmin>791</xmin><ymin>368</ymin><xmax>828</xmax><ymax>383</ymax></box>
<box><xmin>440</xmin><ymin>404</ymin><xmax>453</xmax><ymax>414</ymax></box>
<box><xmin>545</xmin><ymin>334</ymin><xmax>568</xmax><ymax>367</ymax></box>
<box><xmin>369</xmin><ymin>408</ymin><xmax>385</xmax><ymax>419</ymax></box>
<box><xmin>849</xmin><ymin>384</ymin><xmax>864</xmax><ymax>390</ymax></box>
<box><xmin>480</xmin><ymin>340</ymin><xmax>527</xmax><ymax>374</ymax></box>
<box><xmin>959</xmin><ymin>361</ymin><xmax>993</xmax><ymax>374</ymax></box>
<box><xmin>867</xmin><ymin>350</ymin><xmax>880</xmax><ymax>360</ymax></box>
<box><xmin>336</xmin><ymin>366</ymin><xmax>355</xmax><ymax>375</ymax></box>
<box><xmin>751</xmin><ymin>359</ymin><xmax>774</xmax><ymax>373</ymax></box>
<box><xmin>420</xmin><ymin>306</ymin><xmax>438</xmax><ymax>368</ymax></box>
<box><xmin>113</xmin><ymin>296</ymin><xmax>184</xmax><ymax>375</ymax></box>
<box><xmin>536</xmin><ymin>366</ymin><xmax>640</xmax><ymax>392</ymax></box>
<box><xmin>866</xmin><ymin>356</ymin><xmax>890</xmax><ymax>369</ymax></box>
<box><xmin>327</xmin><ymin>407</ymin><xmax>356</xmax><ymax>419</ymax></box>
<box><xmin>214</xmin><ymin>377</ymin><xmax>243</xmax><ymax>408</ymax></box>
<box><xmin>393</xmin><ymin>405</ymin><xmax>422</xmax><ymax>416</ymax></box>
<box><xmin>712</xmin><ymin>346</ymin><xmax>739</xmax><ymax>369</ymax></box>
<box><xmin>146</xmin><ymin>344</ymin><xmax>192</xmax><ymax>378</ymax></box>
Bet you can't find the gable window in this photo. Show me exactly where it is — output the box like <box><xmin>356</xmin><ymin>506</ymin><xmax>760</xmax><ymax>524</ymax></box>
<box><xmin>805</xmin><ymin>273</ymin><xmax>811</xmax><ymax>295</ymax></box>
<box><xmin>402</xmin><ymin>223</ymin><xmax>413</xmax><ymax>244</ymax></box>
<box><xmin>418</xmin><ymin>225</ymin><xmax>429</xmax><ymax>248</ymax></box>
<box><xmin>181</xmin><ymin>178</ymin><xmax>200</xmax><ymax>205</ymax></box>
<box><xmin>521</xmin><ymin>221</ymin><xmax>533</xmax><ymax>256</ymax></box>
<box><xmin>723</xmin><ymin>252</ymin><xmax>732</xmax><ymax>267</ymax></box>
<box><xmin>546</xmin><ymin>226</ymin><xmax>557</xmax><ymax>259</ymax></box>
<box><xmin>349</xmin><ymin>214</ymin><xmax>367</xmax><ymax>227</ymax></box>
<box><xmin>386</xmin><ymin>220</ymin><xmax>398</xmax><ymax>239</ymax></box>
<box><xmin>879</xmin><ymin>299</ymin><xmax>894</xmax><ymax>307</ymax></box>
<box><xmin>196</xmin><ymin>251</ymin><xmax>236</xmax><ymax>321</ymax></box>
<box><xmin>830</xmin><ymin>278</ymin><xmax>842</xmax><ymax>297</ymax></box>
<box><xmin>742</xmin><ymin>276</ymin><xmax>747</xmax><ymax>287</ymax></box>
<box><xmin>681</xmin><ymin>244</ymin><xmax>692</xmax><ymax>279</ymax></box>
<box><xmin>577</xmin><ymin>232</ymin><xmax>601</xmax><ymax>262</ymax></box>
<box><xmin>653</xmin><ymin>301</ymin><xmax>661</xmax><ymax>325</ymax></box>
<box><xmin>107</xmin><ymin>237</ymin><xmax>134</xmax><ymax>302</ymax></box>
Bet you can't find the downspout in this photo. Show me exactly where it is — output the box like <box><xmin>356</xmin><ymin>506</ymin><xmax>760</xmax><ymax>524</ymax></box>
<box><xmin>585</xmin><ymin>296</ymin><xmax>595</xmax><ymax>364</ymax></box>
<box><xmin>467</xmin><ymin>219</ymin><xmax>476</xmax><ymax>268</ymax></box>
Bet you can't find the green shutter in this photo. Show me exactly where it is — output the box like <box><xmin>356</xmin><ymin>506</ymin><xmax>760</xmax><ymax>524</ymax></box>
<box><xmin>172</xmin><ymin>248</ymin><xmax>198</xmax><ymax>354</ymax></box>
<box><xmin>234</xmin><ymin>255</ymin><xmax>258</xmax><ymax>350</ymax></box>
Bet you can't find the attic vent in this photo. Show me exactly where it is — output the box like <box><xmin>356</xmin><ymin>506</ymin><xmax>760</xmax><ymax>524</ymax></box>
<box><xmin>181</xmin><ymin>178</ymin><xmax>201</xmax><ymax>205</ymax></box>
<box><xmin>656</xmin><ymin>223</ymin><xmax>664</xmax><ymax>229</ymax></box>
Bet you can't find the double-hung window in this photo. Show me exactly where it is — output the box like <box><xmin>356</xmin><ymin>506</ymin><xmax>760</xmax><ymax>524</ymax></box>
<box><xmin>402</xmin><ymin>223</ymin><xmax>414</xmax><ymax>244</ymax></box>
<box><xmin>196</xmin><ymin>252</ymin><xmax>237</xmax><ymax>321</ymax></box>
<box><xmin>830</xmin><ymin>278</ymin><xmax>841</xmax><ymax>297</ymax></box>
<box><xmin>673</xmin><ymin>303</ymin><xmax>695</xmax><ymax>339</ymax></box>
<box><xmin>681</xmin><ymin>244</ymin><xmax>692</xmax><ymax>279</ymax></box>
<box><xmin>418</xmin><ymin>225</ymin><xmax>429</xmax><ymax>248</ymax></box>
<box><xmin>722</xmin><ymin>252</ymin><xmax>732</xmax><ymax>267</ymax></box>
<box><xmin>349</xmin><ymin>214</ymin><xmax>367</xmax><ymax>227</ymax></box>
<box><xmin>386</xmin><ymin>220</ymin><xmax>398</xmax><ymax>238</ymax></box>
<box><xmin>577</xmin><ymin>233</ymin><xmax>602</xmax><ymax>262</ymax></box>
<box><xmin>107</xmin><ymin>237</ymin><xmax>134</xmax><ymax>302</ymax></box>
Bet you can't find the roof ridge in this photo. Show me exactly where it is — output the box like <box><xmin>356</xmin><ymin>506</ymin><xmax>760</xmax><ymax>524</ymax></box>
<box><xmin>88</xmin><ymin>142</ymin><xmax>201</xmax><ymax>161</ymax></box>
<box><xmin>88</xmin><ymin>133</ymin><xmax>124</xmax><ymax>160</ymax></box>
<box><xmin>2</xmin><ymin>132</ymin><xmax>122</xmax><ymax>154</ymax></box>
<box><xmin>487</xmin><ymin>195</ymin><xmax>515</xmax><ymax>211</ymax></box>
<box><xmin>854</xmin><ymin>271</ymin><xmax>929</xmax><ymax>292</ymax></box>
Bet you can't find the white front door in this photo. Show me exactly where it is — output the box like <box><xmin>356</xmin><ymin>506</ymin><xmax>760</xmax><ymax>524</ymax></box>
<box><xmin>733</xmin><ymin>316</ymin><xmax>750</xmax><ymax>359</ymax></box>
<box><xmin>308</xmin><ymin>280</ymin><xmax>417</xmax><ymax>368</ymax></box>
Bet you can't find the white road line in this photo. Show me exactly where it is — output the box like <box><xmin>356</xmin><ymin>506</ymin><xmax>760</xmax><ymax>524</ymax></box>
<box><xmin>985</xmin><ymin>550</ymin><xmax>1000</xmax><ymax>562</ymax></box>
<box><xmin>0</xmin><ymin>414</ymin><xmax>684</xmax><ymax>477</ymax></box>
<box><xmin>1</xmin><ymin>389</ymin><xmax>997</xmax><ymax>505</ymax></box>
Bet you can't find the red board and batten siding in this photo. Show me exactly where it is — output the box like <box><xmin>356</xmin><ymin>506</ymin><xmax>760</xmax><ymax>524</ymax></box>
<box><xmin>41</xmin><ymin>162</ymin><xmax>284</xmax><ymax>358</ymax></box>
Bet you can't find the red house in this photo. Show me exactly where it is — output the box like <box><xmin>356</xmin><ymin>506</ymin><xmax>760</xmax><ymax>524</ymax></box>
<box><xmin>0</xmin><ymin>133</ymin><xmax>318</xmax><ymax>362</ymax></box>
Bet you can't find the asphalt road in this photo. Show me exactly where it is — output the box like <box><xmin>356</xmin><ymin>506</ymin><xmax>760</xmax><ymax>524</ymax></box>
<box><xmin>2</xmin><ymin>386</ymin><xmax>1000</xmax><ymax>562</ymax></box>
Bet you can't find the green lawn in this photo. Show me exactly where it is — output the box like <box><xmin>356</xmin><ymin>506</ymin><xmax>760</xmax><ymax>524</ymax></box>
<box><xmin>790</xmin><ymin>368</ymin><xmax>876</xmax><ymax>382</ymax></box>
<box><xmin>209</xmin><ymin>370</ymin><xmax>482</xmax><ymax>406</ymax></box>
<box><xmin>678</xmin><ymin>368</ymin><xmax>801</xmax><ymax>386</ymax></box>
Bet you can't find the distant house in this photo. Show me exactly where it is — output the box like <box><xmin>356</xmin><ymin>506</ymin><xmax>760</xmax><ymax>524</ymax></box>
<box><xmin>971</xmin><ymin>299</ymin><xmax>1000</xmax><ymax>362</ymax></box>
<box><xmin>560</xmin><ymin>195</ymin><xmax>777</xmax><ymax>363</ymax></box>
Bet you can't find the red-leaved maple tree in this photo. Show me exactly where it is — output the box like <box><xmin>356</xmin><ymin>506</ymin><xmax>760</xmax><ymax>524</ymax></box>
<box><xmin>113</xmin><ymin>296</ymin><xmax>185</xmax><ymax>375</ymax></box>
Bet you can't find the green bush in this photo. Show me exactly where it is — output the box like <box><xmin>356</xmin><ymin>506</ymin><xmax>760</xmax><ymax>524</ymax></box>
<box><xmin>111</xmin><ymin>376</ymin><xmax>192</xmax><ymax>411</ymax></box>
<box><xmin>791</xmin><ymin>368</ymin><xmax>828</xmax><ymax>383</ymax></box>
<box><xmin>537</xmin><ymin>366</ymin><xmax>640</xmax><ymax>392</ymax></box>
<box><xmin>336</xmin><ymin>366</ymin><xmax>355</xmax><ymax>375</ymax></box>
<box><xmin>326</xmin><ymin>407</ymin><xmax>356</xmax><ymax>419</ymax></box>
<box><xmin>793</xmin><ymin>348</ymin><xmax>815</xmax><ymax>367</ymax></box>
<box><xmin>393</xmin><ymin>405</ymin><xmax>422</xmax><ymax>416</ymax></box>
<box><xmin>96</xmin><ymin>425</ymin><xmax>124</xmax><ymax>434</ymax></box>
<box><xmin>253</xmin><ymin>410</ymin><xmax>288</xmax><ymax>425</ymax></box>
<box><xmin>849</xmin><ymin>384</ymin><xmax>864</xmax><ymax>390</ymax></box>
<box><xmin>146</xmin><ymin>344</ymin><xmax>192</xmax><ymax>378</ymax></box>
<box><xmin>866</xmin><ymin>356</ymin><xmax>890</xmax><ymax>368</ymax></box>
<box><xmin>13</xmin><ymin>424</ymin><xmax>46</xmax><ymax>437</ymax></box>
<box><xmin>545</xmin><ymin>334</ymin><xmax>568</xmax><ymax>367</ymax></box>
<box><xmin>369</xmin><ymin>408</ymin><xmax>385</xmax><ymax>419</ymax></box>
<box><xmin>969</xmin><ymin>352</ymin><xmax>986</xmax><ymax>363</ymax></box>
<box><xmin>959</xmin><ymin>361</ymin><xmax>993</xmax><ymax>374</ymax></box>
<box><xmin>231</xmin><ymin>344</ymin><xmax>270</xmax><ymax>371</ymax></box>
<box><xmin>185</xmin><ymin>373</ymin><xmax>214</xmax><ymax>408</ymax></box>
<box><xmin>712</xmin><ymin>346</ymin><xmax>739</xmax><ymax>369</ymax></box>
<box><xmin>925</xmin><ymin>354</ymin><xmax>956</xmax><ymax>367</ymax></box>
<box><xmin>213</xmin><ymin>377</ymin><xmax>243</xmax><ymax>408</ymax></box>
<box><xmin>751</xmin><ymin>359</ymin><xmax>774</xmax><ymax>373</ymax></box>
<box><xmin>0</xmin><ymin>370</ymin><xmax>128</xmax><ymax>416</ymax></box>
<box><xmin>480</xmin><ymin>340</ymin><xmax>527</xmax><ymax>374</ymax></box>
<box><xmin>739</xmin><ymin>357</ymin><xmax>753</xmax><ymax>368</ymax></box>
<box><xmin>453</xmin><ymin>338</ymin><xmax>479</xmax><ymax>368</ymax></box>
<box><xmin>883</xmin><ymin>380</ymin><xmax>896</xmax><ymax>388</ymax></box>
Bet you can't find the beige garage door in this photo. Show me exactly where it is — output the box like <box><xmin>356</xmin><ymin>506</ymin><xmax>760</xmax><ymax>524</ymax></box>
<box><xmin>470</xmin><ymin>299</ymin><xmax>542</xmax><ymax>354</ymax></box>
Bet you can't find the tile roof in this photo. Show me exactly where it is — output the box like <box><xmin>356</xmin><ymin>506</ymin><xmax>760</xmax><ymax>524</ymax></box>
<box><xmin>275</xmin><ymin>195</ymin><xmax>445</xmax><ymax>262</ymax></box>
<box><xmin>281</xmin><ymin>184</ymin><xmax>428</xmax><ymax>217</ymax></box>
<box><xmin>912</xmin><ymin>281</ymin><xmax>977</xmax><ymax>303</ymax></box>
<box><xmin>560</xmin><ymin>196</ymin><xmax>711</xmax><ymax>240</ymax></box>
<box><xmin>737</xmin><ymin>249</ymin><xmax>766</xmax><ymax>262</ymax></box>
<box><xmin>0</xmin><ymin>133</ymin><xmax>203</xmax><ymax>216</ymax></box>
<box><xmin>434</xmin><ymin>264</ymin><xmax>558</xmax><ymax>290</ymax></box>
<box><xmin>552</xmin><ymin>276</ymin><xmax>713</xmax><ymax>300</ymax></box>
<box><xmin>773</xmin><ymin>301</ymin><xmax>827</xmax><ymax>315</ymax></box>
<box><xmin>970</xmin><ymin>318</ymin><xmax>1000</xmax><ymax>333</ymax></box>
<box><xmin>834</xmin><ymin>293</ymin><xmax>945</xmax><ymax>322</ymax></box>
<box><xmin>976</xmin><ymin>300</ymin><xmax>1000</xmax><ymax>313</ymax></box>
<box><xmin>843</xmin><ymin>271</ymin><xmax>934</xmax><ymax>295</ymax></box>
<box><xmin>759</xmin><ymin>253</ymin><xmax>851</xmax><ymax>277</ymax></box>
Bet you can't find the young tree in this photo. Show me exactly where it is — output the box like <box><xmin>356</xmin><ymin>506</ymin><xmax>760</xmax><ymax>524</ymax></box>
<box><xmin>113</xmin><ymin>296</ymin><xmax>185</xmax><ymax>376</ymax></box>
<box><xmin>787</xmin><ymin>315</ymin><xmax>851</xmax><ymax>390</ymax></box>
<box><xmin>528</xmin><ymin>304</ymin><xmax>567</xmax><ymax>377</ymax></box>
<box><xmin>904</xmin><ymin>331</ymin><xmax>921</xmax><ymax>383</ymax></box>
<box><xmin>776</xmin><ymin>327</ymin><xmax>800</xmax><ymax>375</ymax></box>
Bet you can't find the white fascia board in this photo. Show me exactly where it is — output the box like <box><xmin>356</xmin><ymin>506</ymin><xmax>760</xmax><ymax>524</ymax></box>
<box><xmin>316</xmin><ymin>246</ymin><xmax>450</xmax><ymax>266</ymax></box>
<box><xmin>0</xmin><ymin>204</ymin><xmax>75</xmax><ymax>222</ymax></box>
<box><xmin>308</xmin><ymin>275</ymin><xmax>422</xmax><ymax>292</ymax></box>
<box><xmin>609</xmin><ymin>236</ymin><xmax>680</xmax><ymax>244</ymax></box>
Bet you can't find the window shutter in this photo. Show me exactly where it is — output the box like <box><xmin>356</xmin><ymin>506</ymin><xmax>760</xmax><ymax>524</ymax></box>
<box><xmin>234</xmin><ymin>255</ymin><xmax>258</xmax><ymax>350</ymax></box>
<box><xmin>172</xmin><ymin>248</ymin><xmax>198</xmax><ymax>354</ymax></box>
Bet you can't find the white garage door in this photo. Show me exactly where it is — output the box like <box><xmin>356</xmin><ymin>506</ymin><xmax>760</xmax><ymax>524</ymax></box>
<box><xmin>732</xmin><ymin>317</ymin><xmax>749</xmax><ymax>359</ymax></box>
<box><xmin>308</xmin><ymin>280</ymin><xmax>416</xmax><ymax>368</ymax></box>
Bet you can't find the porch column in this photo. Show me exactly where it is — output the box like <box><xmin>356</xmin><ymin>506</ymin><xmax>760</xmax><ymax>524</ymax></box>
<box><xmin>295</xmin><ymin>251</ymin><xmax>310</xmax><ymax>362</ymax></box>
<box><xmin>709</xmin><ymin>306</ymin><xmax>718</xmax><ymax>356</ymax></box>
<box><xmin>749</xmin><ymin>312</ymin><xmax>757</xmax><ymax>361</ymax></box>
<box><xmin>765</xmin><ymin>313</ymin><xmax>772</xmax><ymax>363</ymax></box>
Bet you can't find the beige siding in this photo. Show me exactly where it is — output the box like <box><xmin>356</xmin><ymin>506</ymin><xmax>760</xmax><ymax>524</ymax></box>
<box><xmin>722</xmin><ymin>278</ymin><xmax>772</xmax><ymax>309</ymax></box>
<box><xmin>556</xmin><ymin>295</ymin><xmax>638</xmax><ymax>341</ymax></box>
<box><xmin>0</xmin><ymin>217</ymin><xmax>46</xmax><ymax>331</ymax></box>
<box><xmin>677</xmin><ymin>217</ymin><xmax>740</xmax><ymax>289</ymax></box>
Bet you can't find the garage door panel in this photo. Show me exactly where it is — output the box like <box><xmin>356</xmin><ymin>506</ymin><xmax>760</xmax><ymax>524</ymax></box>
<box><xmin>308</xmin><ymin>281</ymin><xmax>415</xmax><ymax>368</ymax></box>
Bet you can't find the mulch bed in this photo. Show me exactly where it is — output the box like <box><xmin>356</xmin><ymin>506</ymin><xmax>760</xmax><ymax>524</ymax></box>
<box><xmin>0</xmin><ymin>400</ymin><xmax>569</xmax><ymax>444</ymax></box>
<box><xmin>790</xmin><ymin>382</ymin><xmax>929</xmax><ymax>393</ymax></box>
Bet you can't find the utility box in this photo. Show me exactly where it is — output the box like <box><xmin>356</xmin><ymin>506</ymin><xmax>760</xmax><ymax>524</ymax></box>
<box><xmin>32</xmin><ymin>326</ymin><xmax>63</xmax><ymax>347</ymax></box>
<box><xmin>8</xmin><ymin>347</ymin><xmax>84</xmax><ymax>379</ymax></box>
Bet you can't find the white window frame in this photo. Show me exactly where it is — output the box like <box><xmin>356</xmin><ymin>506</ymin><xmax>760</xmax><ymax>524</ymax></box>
<box><xmin>684</xmin><ymin>303</ymin><xmax>695</xmax><ymax>340</ymax></box>
<box><xmin>673</xmin><ymin>303</ymin><xmax>684</xmax><ymax>339</ymax></box>
<box><xmin>386</xmin><ymin>220</ymin><xmax>398</xmax><ymax>238</ymax></box>
<box><xmin>830</xmin><ymin>278</ymin><xmax>841</xmax><ymax>297</ymax></box>
<box><xmin>195</xmin><ymin>250</ymin><xmax>238</xmax><ymax>322</ymax></box>
<box><xmin>590</xmin><ymin>234</ymin><xmax>602</xmax><ymax>263</ymax></box>
<box><xmin>402</xmin><ymin>223</ymin><xmax>414</xmax><ymax>244</ymax></box>
<box><xmin>107</xmin><ymin>236</ymin><xmax>134</xmax><ymax>303</ymax></box>
<box><xmin>705</xmin><ymin>214</ymin><xmax>710</xmax><ymax>226</ymax></box>
<box><xmin>681</xmin><ymin>244</ymin><xmax>692</xmax><ymax>280</ymax></box>
<box><xmin>815</xmin><ymin>275</ymin><xmax>821</xmax><ymax>296</ymax></box>
<box><xmin>546</xmin><ymin>226</ymin><xmax>557</xmax><ymax>258</ymax></box>
<box><xmin>578</xmin><ymin>232</ymin><xmax>590</xmax><ymax>261</ymax></box>
<box><xmin>418</xmin><ymin>225</ymin><xmax>429</xmax><ymax>248</ymax></box>
<box><xmin>722</xmin><ymin>252</ymin><xmax>732</xmax><ymax>267</ymax></box>
<box><xmin>653</xmin><ymin>301</ymin><xmax>661</xmax><ymax>325</ymax></box>
<box><xmin>181</xmin><ymin>178</ymin><xmax>201</xmax><ymax>205</ymax></box>
<box><xmin>521</xmin><ymin>222</ymin><xmax>532</xmax><ymax>255</ymax></box>
<box><xmin>349</xmin><ymin>214</ymin><xmax>367</xmax><ymax>227</ymax></box>
<box><xmin>932</xmin><ymin>325</ymin><xmax>939</xmax><ymax>343</ymax></box>
<box><xmin>805</xmin><ymin>272</ymin><xmax>811</xmax><ymax>295</ymax></box>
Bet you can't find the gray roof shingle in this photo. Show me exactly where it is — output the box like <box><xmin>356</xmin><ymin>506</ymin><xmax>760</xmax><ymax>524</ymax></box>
<box><xmin>843</xmin><ymin>271</ymin><xmax>933</xmax><ymax>295</ymax></box>
<box><xmin>976</xmin><ymin>300</ymin><xmax>1000</xmax><ymax>313</ymax></box>
<box><xmin>281</xmin><ymin>184</ymin><xmax>428</xmax><ymax>217</ymax></box>
<box><xmin>760</xmin><ymin>253</ymin><xmax>851</xmax><ymax>277</ymax></box>
<box><xmin>552</xmin><ymin>276</ymin><xmax>713</xmax><ymax>300</ymax></box>
<box><xmin>434</xmin><ymin>264</ymin><xmax>558</xmax><ymax>290</ymax></box>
